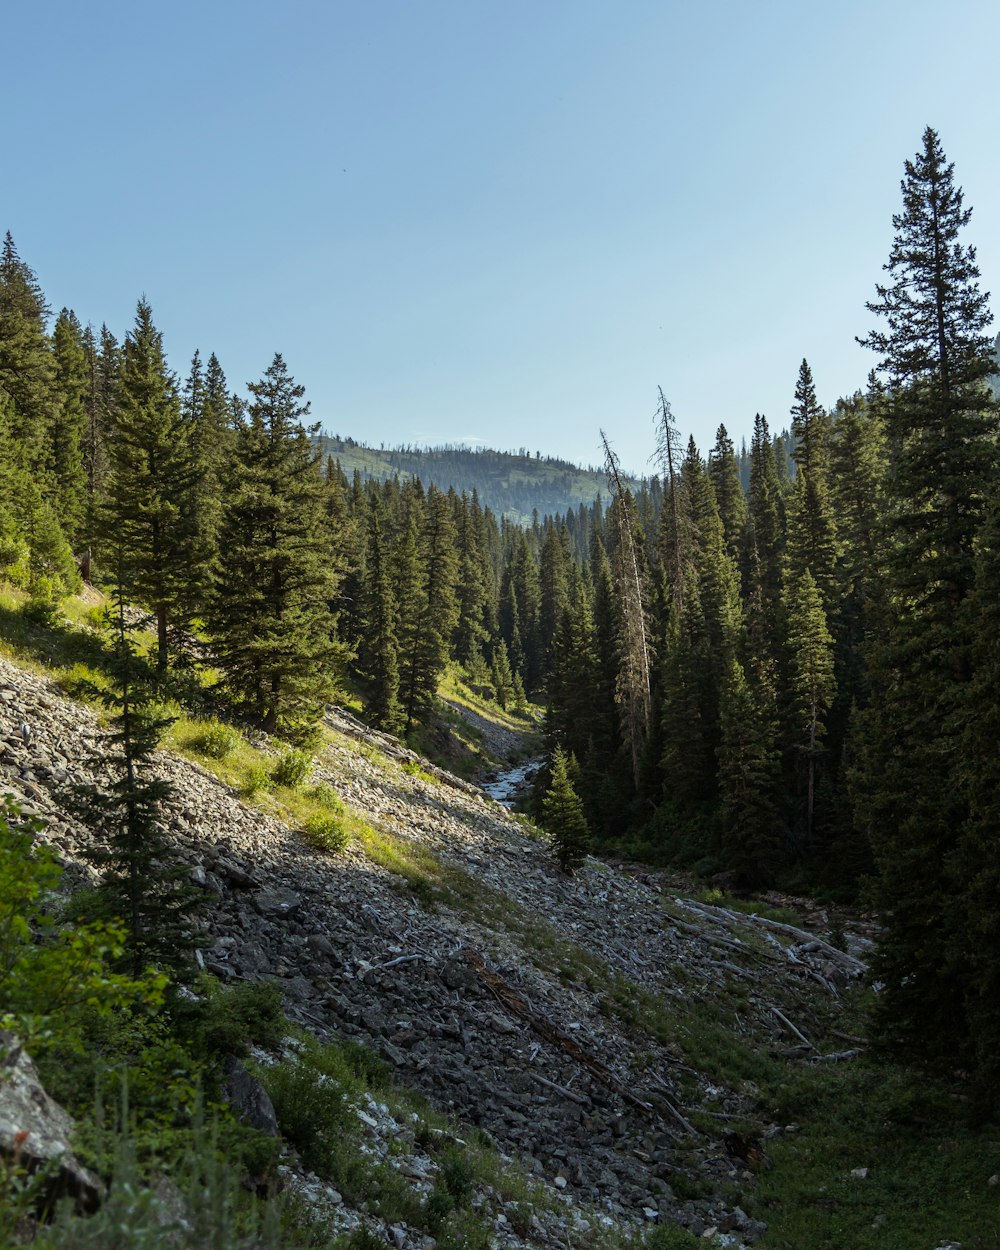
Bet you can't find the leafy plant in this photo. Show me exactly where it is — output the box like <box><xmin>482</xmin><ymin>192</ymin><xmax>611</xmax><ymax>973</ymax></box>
<box><xmin>260</xmin><ymin>1058</ymin><xmax>351</xmax><ymax>1176</ymax></box>
<box><xmin>438</xmin><ymin>1146</ymin><xmax>474</xmax><ymax>1203</ymax></box>
<box><xmin>241</xmin><ymin>764</ymin><xmax>274</xmax><ymax>797</ymax></box>
<box><xmin>302</xmin><ymin>812</ymin><xmax>349</xmax><ymax>855</ymax></box>
<box><xmin>191</xmin><ymin>721</ymin><xmax>242</xmax><ymax>760</ymax></box>
<box><xmin>0</xmin><ymin>800</ymin><xmax>166</xmax><ymax>1056</ymax></box>
<box><xmin>272</xmin><ymin>749</ymin><xmax>311</xmax><ymax>789</ymax></box>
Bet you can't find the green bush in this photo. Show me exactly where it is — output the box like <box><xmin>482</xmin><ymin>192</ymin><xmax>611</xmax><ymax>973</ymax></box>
<box><xmin>180</xmin><ymin>979</ymin><xmax>286</xmax><ymax>1059</ymax></box>
<box><xmin>302</xmin><ymin>812</ymin><xmax>349</xmax><ymax>855</ymax></box>
<box><xmin>343</xmin><ymin>1228</ymin><xmax>389</xmax><ymax>1250</ymax></box>
<box><xmin>192</xmin><ymin>721</ymin><xmax>242</xmax><ymax>760</ymax></box>
<box><xmin>42</xmin><ymin>1112</ymin><xmax>286</xmax><ymax>1250</ymax></box>
<box><xmin>423</xmin><ymin>1185</ymin><xmax>455</xmax><ymax>1233</ymax></box>
<box><xmin>260</xmin><ymin>1059</ymin><xmax>351</xmax><ymax>1176</ymax></box>
<box><xmin>241</xmin><ymin>764</ymin><xmax>274</xmax><ymax>797</ymax></box>
<box><xmin>438</xmin><ymin>1146</ymin><xmax>474</xmax><ymax>1204</ymax></box>
<box><xmin>272</xmin><ymin>750</ymin><xmax>311</xmax><ymax>789</ymax></box>
<box><xmin>644</xmin><ymin>1223</ymin><xmax>708</xmax><ymax>1248</ymax></box>
<box><xmin>0</xmin><ymin>801</ymin><xmax>166</xmax><ymax>1058</ymax></box>
<box><xmin>306</xmin><ymin>781</ymin><xmax>344</xmax><ymax>811</ymax></box>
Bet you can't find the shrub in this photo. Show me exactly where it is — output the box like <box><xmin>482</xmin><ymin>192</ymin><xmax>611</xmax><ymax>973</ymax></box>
<box><xmin>184</xmin><ymin>979</ymin><xmax>286</xmax><ymax>1058</ymax></box>
<box><xmin>260</xmin><ymin>1059</ymin><xmax>351</xmax><ymax>1176</ymax></box>
<box><xmin>644</xmin><ymin>1223</ymin><xmax>703</xmax><ymax>1248</ymax></box>
<box><xmin>306</xmin><ymin>781</ymin><xmax>344</xmax><ymax>812</ymax></box>
<box><xmin>0</xmin><ymin>800</ymin><xmax>165</xmax><ymax>1058</ymax></box>
<box><xmin>438</xmin><ymin>1146</ymin><xmax>474</xmax><ymax>1204</ymax></box>
<box><xmin>423</xmin><ymin>1185</ymin><xmax>454</xmax><ymax>1233</ymax></box>
<box><xmin>302</xmin><ymin>812</ymin><xmax>349</xmax><ymax>855</ymax></box>
<box><xmin>192</xmin><ymin>721</ymin><xmax>242</xmax><ymax>760</ymax></box>
<box><xmin>272</xmin><ymin>750</ymin><xmax>311</xmax><ymax>789</ymax></box>
<box><xmin>241</xmin><ymin>764</ymin><xmax>274</xmax><ymax>797</ymax></box>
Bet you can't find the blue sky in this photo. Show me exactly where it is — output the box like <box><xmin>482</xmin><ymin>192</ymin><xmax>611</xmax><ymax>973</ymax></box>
<box><xmin>5</xmin><ymin>0</ymin><xmax>999</xmax><ymax>474</ymax></box>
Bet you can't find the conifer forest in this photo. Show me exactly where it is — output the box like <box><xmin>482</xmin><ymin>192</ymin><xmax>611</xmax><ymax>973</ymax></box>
<box><xmin>3</xmin><ymin>126</ymin><xmax>1000</xmax><ymax>1241</ymax></box>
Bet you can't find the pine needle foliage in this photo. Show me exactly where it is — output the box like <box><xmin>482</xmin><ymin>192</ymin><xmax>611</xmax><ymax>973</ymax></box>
<box><xmin>542</xmin><ymin>748</ymin><xmax>589</xmax><ymax>874</ymax></box>
<box><xmin>69</xmin><ymin>550</ymin><xmax>200</xmax><ymax>979</ymax></box>
<box><xmin>209</xmin><ymin>353</ymin><xmax>345</xmax><ymax>743</ymax></box>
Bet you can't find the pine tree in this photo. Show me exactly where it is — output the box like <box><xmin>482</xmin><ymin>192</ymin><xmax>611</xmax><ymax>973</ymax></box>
<box><xmin>542</xmin><ymin>747</ymin><xmax>589</xmax><ymax>874</ymax></box>
<box><xmin>717</xmin><ymin>652</ymin><xmax>780</xmax><ymax>885</ymax></box>
<box><xmin>396</xmin><ymin>485</ymin><xmax>459</xmax><ymax>732</ymax></box>
<box><xmin>48</xmin><ymin>309</ymin><xmax>89</xmax><ymax>543</ymax></box>
<box><xmin>539</xmin><ymin>525</ymin><xmax>570</xmax><ymax>673</ymax></box>
<box><xmin>102</xmin><ymin>300</ymin><xmax>203</xmax><ymax>680</ymax></box>
<box><xmin>79</xmin><ymin>325</ymin><xmax>120</xmax><ymax>567</ymax></box>
<box><xmin>210</xmin><ymin>354</ymin><xmax>343</xmax><ymax>741</ymax></box>
<box><xmin>70</xmin><ymin>547</ymin><xmax>199</xmax><ymax>977</ymax></box>
<box><xmin>856</xmin><ymin>128</ymin><xmax>999</xmax><ymax>1072</ymax></box>
<box><xmin>0</xmin><ymin>232</ymin><xmax>56</xmax><ymax>471</ymax></box>
<box><xmin>783</xmin><ymin>566</ymin><xmax>835</xmax><ymax>850</ymax></box>
<box><xmin>708</xmin><ymin>423</ymin><xmax>748</xmax><ymax>565</ymax></box>
<box><xmin>785</xmin><ymin>360</ymin><xmax>838</xmax><ymax>611</ymax></box>
<box><xmin>453</xmin><ymin>491</ymin><xmax>489</xmax><ymax>664</ymax></box>
<box><xmin>490</xmin><ymin>638</ymin><xmax>516</xmax><ymax>710</ymax></box>
<box><xmin>957</xmin><ymin>485</ymin><xmax>1000</xmax><ymax>1101</ymax></box>
<box><xmin>601</xmin><ymin>432</ymin><xmax>652</xmax><ymax>790</ymax></box>
<box><xmin>360</xmin><ymin>496</ymin><xmax>402</xmax><ymax>732</ymax></box>
<box><xmin>183</xmin><ymin>349</ymin><xmax>237</xmax><ymax>578</ymax></box>
<box><xmin>743</xmin><ymin>412</ymin><xmax>786</xmax><ymax>614</ymax></box>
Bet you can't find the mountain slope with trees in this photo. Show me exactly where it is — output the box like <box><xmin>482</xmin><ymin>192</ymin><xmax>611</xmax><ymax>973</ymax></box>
<box><xmin>1</xmin><ymin>126</ymin><xmax>999</xmax><ymax>1243</ymax></box>
<box><xmin>316</xmin><ymin>435</ymin><xmax>635</xmax><ymax>526</ymax></box>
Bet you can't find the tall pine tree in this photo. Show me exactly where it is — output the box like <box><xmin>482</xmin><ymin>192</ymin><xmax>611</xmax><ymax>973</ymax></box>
<box><xmin>856</xmin><ymin>128</ymin><xmax>1000</xmax><ymax>1073</ymax></box>
<box><xmin>210</xmin><ymin>354</ymin><xmax>343</xmax><ymax>741</ymax></box>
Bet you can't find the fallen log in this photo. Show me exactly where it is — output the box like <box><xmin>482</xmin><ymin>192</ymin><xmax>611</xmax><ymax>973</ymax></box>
<box><xmin>464</xmin><ymin>949</ymin><xmax>654</xmax><ymax>1118</ymax></box>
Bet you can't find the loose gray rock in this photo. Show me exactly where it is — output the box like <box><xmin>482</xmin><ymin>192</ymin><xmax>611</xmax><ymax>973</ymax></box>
<box><xmin>254</xmin><ymin>887</ymin><xmax>301</xmax><ymax>917</ymax></box>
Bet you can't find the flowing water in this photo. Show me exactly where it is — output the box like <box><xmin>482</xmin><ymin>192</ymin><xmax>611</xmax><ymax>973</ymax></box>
<box><xmin>481</xmin><ymin>757</ymin><xmax>543</xmax><ymax>807</ymax></box>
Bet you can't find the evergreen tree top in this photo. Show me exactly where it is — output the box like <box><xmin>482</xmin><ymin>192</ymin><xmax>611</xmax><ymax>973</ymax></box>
<box><xmin>860</xmin><ymin>127</ymin><xmax>994</xmax><ymax>391</ymax></box>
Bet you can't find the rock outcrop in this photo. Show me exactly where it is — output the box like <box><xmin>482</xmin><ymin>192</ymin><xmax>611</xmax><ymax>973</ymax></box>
<box><xmin>0</xmin><ymin>1031</ymin><xmax>103</xmax><ymax>1215</ymax></box>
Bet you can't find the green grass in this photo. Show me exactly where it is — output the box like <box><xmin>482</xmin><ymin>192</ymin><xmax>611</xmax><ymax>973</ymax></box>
<box><xmin>694</xmin><ymin>887</ymin><xmax>803</xmax><ymax>928</ymax></box>
<box><xmin>752</xmin><ymin>1062</ymin><xmax>1000</xmax><ymax>1249</ymax></box>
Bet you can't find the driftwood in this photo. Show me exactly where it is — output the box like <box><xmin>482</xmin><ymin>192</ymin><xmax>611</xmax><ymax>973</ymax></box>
<box><xmin>673</xmin><ymin>898</ymin><xmax>867</xmax><ymax>979</ymax></box>
<box><xmin>464</xmin><ymin>949</ymin><xmax>654</xmax><ymax>1118</ymax></box>
<box><xmin>530</xmin><ymin>1072</ymin><xmax>591</xmax><ymax>1107</ymax></box>
<box><xmin>771</xmin><ymin>1006</ymin><xmax>816</xmax><ymax>1052</ymax></box>
<box><xmin>647</xmin><ymin>1073</ymin><xmax>700</xmax><ymax>1136</ymax></box>
<box><xmin>375</xmin><ymin>954</ymin><xmax>426</xmax><ymax>970</ymax></box>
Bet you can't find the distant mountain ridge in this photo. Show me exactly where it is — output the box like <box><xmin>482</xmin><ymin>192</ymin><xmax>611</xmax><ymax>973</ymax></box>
<box><xmin>317</xmin><ymin>436</ymin><xmax>641</xmax><ymax>524</ymax></box>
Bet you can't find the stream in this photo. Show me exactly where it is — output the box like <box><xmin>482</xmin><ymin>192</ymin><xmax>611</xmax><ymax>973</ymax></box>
<box><xmin>481</xmin><ymin>756</ymin><xmax>544</xmax><ymax>808</ymax></box>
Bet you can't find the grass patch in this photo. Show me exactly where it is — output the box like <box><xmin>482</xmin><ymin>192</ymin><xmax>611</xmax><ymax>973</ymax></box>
<box><xmin>695</xmin><ymin>887</ymin><xmax>803</xmax><ymax>928</ymax></box>
<box><xmin>438</xmin><ymin>665</ymin><xmax>540</xmax><ymax>738</ymax></box>
<box><xmin>302</xmin><ymin>811</ymin><xmax>349</xmax><ymax>855</ymax></box>
<box><xmin>752</xmin><ymin>1061</ymin><xmax>1000</xmax><ymax>1249</ymax></box>
<box><xmin>401</xmin><ymin>759</ymin><xmax>437</xmax><ymax>784</ymax></box>
<box><xmin>188</xmin><ymin>720</ymin><xmax>242</xmax><ymax>759</ymax></box>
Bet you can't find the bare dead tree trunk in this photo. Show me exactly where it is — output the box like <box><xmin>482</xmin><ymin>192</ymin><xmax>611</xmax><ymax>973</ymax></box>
<box><xmin>654</xmin><ymin>388</ymin><xmax>688</xmax><ymax>612</ymax></box>
<box><xmin>600</xmin><ymin>430</ymin><xmax>652</xmax><ymax>788</ymax></box>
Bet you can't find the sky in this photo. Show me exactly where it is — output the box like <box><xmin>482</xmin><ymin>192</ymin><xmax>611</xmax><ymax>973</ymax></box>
<box><xmin>4</xmin><ymin>0</ymin><xmax>999</xmax><ymax>476</ymax></box>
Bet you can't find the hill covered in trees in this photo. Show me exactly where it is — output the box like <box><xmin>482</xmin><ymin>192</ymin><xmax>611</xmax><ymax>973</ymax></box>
<box><xmin>1</xmin><ymin>122</ymin><xmax>1000</xmax><ymax>1159</ymax></box>
<box><xmin>316</xmin><ymin>436</ymin><xmax>636</xmax><ymax>526</ymax></box>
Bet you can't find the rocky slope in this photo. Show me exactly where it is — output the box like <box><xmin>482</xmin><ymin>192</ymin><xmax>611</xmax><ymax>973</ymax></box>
<box><xmin>0</xmin><ymin>654</ymin><xmax>871</xmax><ymax>1247</ymax></box>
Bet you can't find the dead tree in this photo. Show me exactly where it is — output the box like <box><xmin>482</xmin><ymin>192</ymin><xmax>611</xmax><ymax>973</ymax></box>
<box><xmin>653</xmin><ymin>388</ymin><xmax>691</xmax><ymax>613</ymax></box>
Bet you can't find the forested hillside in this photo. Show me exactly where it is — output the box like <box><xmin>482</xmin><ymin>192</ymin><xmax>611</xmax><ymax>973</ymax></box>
<box><xmin>316</xmin><ymin>436</ymin><xmax>631</xmax><ymax>527</ymax></box>
<box><xmin>1</xmin><ymin>125</ymin><xmax>999</xmax><ymax>1112</ymax></box>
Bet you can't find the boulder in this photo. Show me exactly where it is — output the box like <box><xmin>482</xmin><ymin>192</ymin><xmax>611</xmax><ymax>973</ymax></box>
<box><xmin>221</xmin><ymin>1056</ymin><xmax>279</xmax><ymax>1137</ymax></box>
<box><xmin>0</xmin><ymin>1032</ymin><xmax>103</xmax><ymax>1213</ymax></box>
